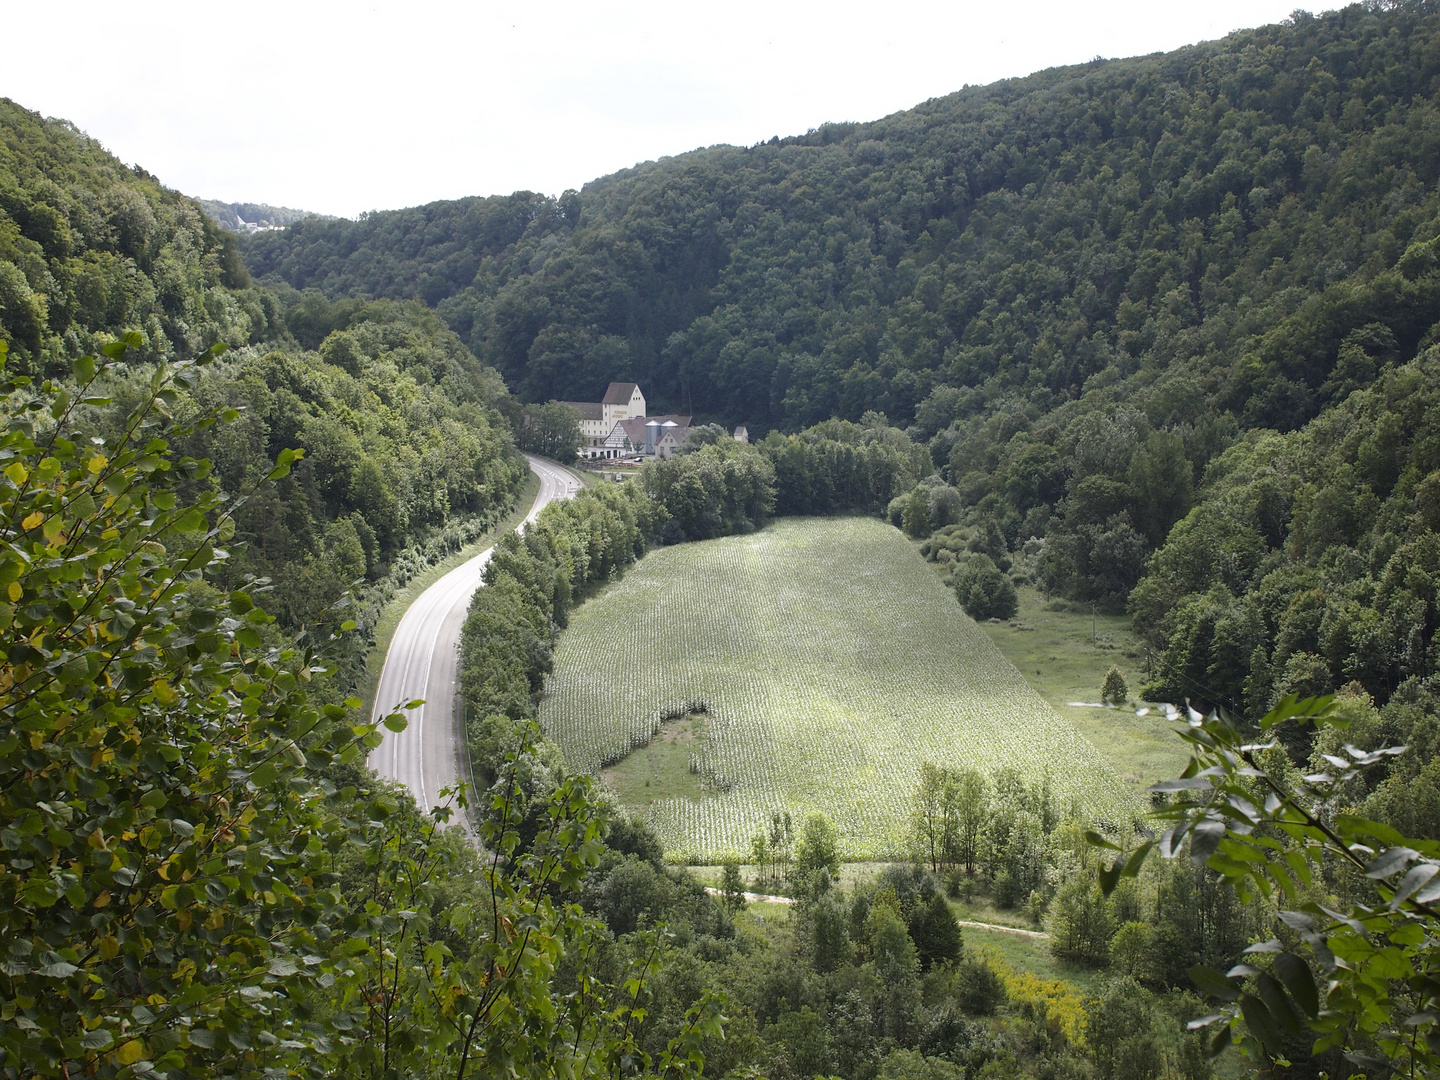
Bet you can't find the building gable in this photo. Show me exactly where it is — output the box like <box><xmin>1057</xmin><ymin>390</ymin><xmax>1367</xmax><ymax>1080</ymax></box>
<box><xmin>602</xmin><ymin>382</ymin><xmax>638</xmax><ymax>406</ymax></box>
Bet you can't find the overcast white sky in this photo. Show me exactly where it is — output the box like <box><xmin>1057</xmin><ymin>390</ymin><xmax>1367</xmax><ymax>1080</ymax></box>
<box><xmin>6</xmin><ymin>2</ymin><xmax>1342</xmax><ymax>218</ymax></box>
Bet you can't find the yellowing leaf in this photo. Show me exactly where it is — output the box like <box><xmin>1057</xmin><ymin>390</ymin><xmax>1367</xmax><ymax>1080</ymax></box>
<box><xmin>7</xmin><ymin>581</ymin><xmax>20</xmax><ymax>602</ymax></box>
<box><xmin>88</xmin><ymin>455</ymin><xmax>108</xmax><ymax>474</ymax></box>
<box><xmin>21</xmin><ymin>511</ymin><xmax>43</xmax><ymax>531</ymax></box>
<box><xmin>115</xmin><ymin>1040</ymin><xmax>145</xmax><ymax>1065</ymax></box>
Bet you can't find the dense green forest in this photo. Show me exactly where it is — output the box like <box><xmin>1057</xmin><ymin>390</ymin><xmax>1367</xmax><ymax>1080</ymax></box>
<box><xmin>245</xmin><ymin>2</ymin><xmax>1440</xmax><ymax>437</ymax></box>
<box><xmin>13</xmin><ymin>1</ymin><xmax>1440</xmax><ymax>1075</ymax></box>
<box><xmin>0</xmin><ymin>96</ymin><xmax>530</xmax><ymax>692</ymax></box>
<box><xmin>0</xmin><ymin>99</ymin><xmax>274</xmax><ymax>370</ymax></box>
<box><xmin>238</xmin><ymin>1</ymin><xmax>1440</xmax><ymax>716</ymax></box>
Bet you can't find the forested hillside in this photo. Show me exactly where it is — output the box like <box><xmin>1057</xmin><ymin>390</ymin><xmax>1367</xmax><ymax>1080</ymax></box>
<box><xmin>240</xmin><ymin>2</ymin><xmax>1440</xmax><ymax>718</ymax></box>
<box><xmin>0</xmin><ymin>96</ymin><xmax>529</xmax><ymax>689</ymax></box>
<box><xmin>246</xmin><ymin>3</ymin><xmax>1440</xmax><ymax>432</ymax></box>
<box><xmin>0</xmin><ymin>99</ymin><xmax>280</xmax><ymax>371</ymax></box>
<box><xmin>11</xmin><ymin>6</ymin><xmax>1440</xmax><ymax>1074</ymax></box>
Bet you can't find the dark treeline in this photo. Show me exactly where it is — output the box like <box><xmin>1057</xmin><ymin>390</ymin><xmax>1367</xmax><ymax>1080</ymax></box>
<box><xmin>178</xmin><ymin>299</ymin><xmax>528</xmax><ymax>686</ymax></box>
<box><xmin>460</xmin><ymin>483</ymin><xmax>653</xmax><ymax>779</ymax></box>
<box><xmin>1134</xmin><ymin>349</ymin><xmax>1440</xmax><ymax>714</ymax></box>
<box><xmin>243</xmin><ymin>192</ymin><xmax>568</xmax><ymax>307</ymax></box>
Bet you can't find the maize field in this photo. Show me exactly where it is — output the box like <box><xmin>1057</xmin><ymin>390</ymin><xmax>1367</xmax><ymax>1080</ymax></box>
<box><xmin>539</xmin><ymin>517</ymin><xmax>1137</xmax><ymax>861</ymax></box>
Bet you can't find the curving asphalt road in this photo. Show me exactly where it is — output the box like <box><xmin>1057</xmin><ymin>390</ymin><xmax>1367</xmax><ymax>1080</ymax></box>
<box><xmin>367</xmin><ymin>454</ymin><xmax>582</xmax><ymax>814</ymax></box>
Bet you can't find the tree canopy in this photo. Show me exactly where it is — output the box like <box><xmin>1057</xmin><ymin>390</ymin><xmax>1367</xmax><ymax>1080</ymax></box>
<box><xmin>245</xmin><ymin>4</ymin><xmax>1440</xmax><ymax>441</ymax></box>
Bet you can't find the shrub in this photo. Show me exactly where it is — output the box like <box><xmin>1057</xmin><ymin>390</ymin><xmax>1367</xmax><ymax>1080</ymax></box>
<box><xmin>1101</xmin><ymin>665</ymin><xmax>1128</xmax><ymax>705</ymax></box>
<box><xmin>952</xmin><ymin>556</ymin><xmax>1019</xmax><ymax>620</ymax></box>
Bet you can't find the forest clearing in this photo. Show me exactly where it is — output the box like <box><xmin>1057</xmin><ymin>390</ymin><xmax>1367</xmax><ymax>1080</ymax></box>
<box><xmin>539</xmin><ymin>517</ymin><xmax>1136</xmax><ymax>861</ymax></box>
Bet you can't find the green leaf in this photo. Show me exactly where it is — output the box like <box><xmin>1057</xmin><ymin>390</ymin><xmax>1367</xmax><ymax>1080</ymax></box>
<box><xmin>1273</xmin><ymin>953</ymin><xmax>1319</xmax><ymax>1019</ymax></box>
<box><xmin>1366</xmin><ymin>846</ymin><xmax>1418</xmax><ymax>879</ymax></box>
<box><xmin>1336</xmin><ymin>814</ymin><xmax>1406</xmax><ymax>848</ymax></box>
<box><xmin>1098</xmin><ymin>860</ymin><xmax>1121</xmax><ymax>896</ymax></box>
<box><xmin>22</xmin><ymin>880</ymin><xmax>59</xmax><ymax>907</ymax></box>
<box><xmin>1208</xmin><ymin>1024</ymin><xmax>1233</xmax><ymax>1060</ymax></box>
<box><xmin>80</xmin><ymin>1029</ymin><xmax>114</xmax><ymax>1050</ymax></box>
<box><xmin>1254</xmin><ymin>972</ymin><xmax>1304</xmax><ymax>1035</ymax></box>
<box><xmin>1122</xmin><ymin>841</ymin><xmax>1153</xmax><ymax>878</ymax></box>
<box><xmin>1390</xmin><ymin>862</ymin><xmax>1438</xmax><ymax>909</ymax></box>
<box><xmin>1240</xmin><ymin>992</ymin><xmax>1283</xmax><ymax>1055</ymax></box>
<box><xmin>383</xmin><ymin>715</ymin><xmax>408</xmax><ymax>733</ymax></box>
<box><xmin>1260</xmin><ymin>694</ymin><xmax>1336</xmax><ymax>731</ymax></box>
<box><xmin>1191</xmin><ymin>819</ymin><xmax>1227</xmax><ymax>864</ymax></box>
<box><xmin>1152</xmin><ymin>777</ymin><xmax>1213</xmax><ymax>791</ymax></box>
<box><xmin>1189</xmin><ymin>965</ymin><xmax>1240</xmax><ymax>1002</ymax></box>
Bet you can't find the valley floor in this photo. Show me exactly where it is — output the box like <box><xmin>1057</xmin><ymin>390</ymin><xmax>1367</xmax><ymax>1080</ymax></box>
<box><xmin>540</xmin><ymin>517</ymin><xmax>1135</xmax><ymax>861</ymax></box>
<box><xmin>975</xmin><ymin>585</ymin><xmax>1191</xmax><ymax>795</ymax></box>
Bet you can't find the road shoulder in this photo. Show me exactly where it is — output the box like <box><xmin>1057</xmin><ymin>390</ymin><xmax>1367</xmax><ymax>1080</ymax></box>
<box><xmin>356</xmin><ymin>470</ymin><xmax>542</xmax><ymax>721</ymax></box>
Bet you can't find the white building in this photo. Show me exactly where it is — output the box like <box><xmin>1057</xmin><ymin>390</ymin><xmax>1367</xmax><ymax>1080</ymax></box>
<box><xmin>564</xmin><ymin>382</ymin><xmax>648</xmax><ymax>459</ymax></box>
<box><xmin>656</xmin><ymin>421</ymin><xmax>689</xmax><ymax>459</ymax></box>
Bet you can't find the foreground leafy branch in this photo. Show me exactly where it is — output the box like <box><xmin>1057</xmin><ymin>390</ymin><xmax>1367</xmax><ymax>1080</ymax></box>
<box><xmin>324</xmin><ymin>724</ymin><xmax>727</xmax><ymax>1080</ymax></box>
<box><xmin>0</xmin><ymin>336</ymin><xmax>388</xmax><ymax>1077</ymax></box>
<box><xmin>1094</xmin><ymin>695</ymin><xmax>1440</xmax><ymax>1074</ymax></box>
<box><xmin>0</xmin><ymin>337</ymin><xmax>725</xmax><ymax>1079</ymax></box>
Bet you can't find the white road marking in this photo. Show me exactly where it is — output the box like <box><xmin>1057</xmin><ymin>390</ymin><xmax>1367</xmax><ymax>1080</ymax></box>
<box><xmin>367</xmin><ymin>455</ymin><xmax>582</xmax><ymax>813</ymax></box>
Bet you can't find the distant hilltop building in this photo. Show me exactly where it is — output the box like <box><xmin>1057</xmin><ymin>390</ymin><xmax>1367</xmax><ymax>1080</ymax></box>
<box><xmin>733</xmin><ymin>426</ymin><xmax>749</xmax><ymax>443</ymax></box>
<box><xmin>564</xmin><ymin>382</ymin><xmax>693</xmax><ymax>460</ymax></box>
<box><xmin>198</xmin><ymin>199</ymin><xmax>328</xmax><ymax>234</ymax></box>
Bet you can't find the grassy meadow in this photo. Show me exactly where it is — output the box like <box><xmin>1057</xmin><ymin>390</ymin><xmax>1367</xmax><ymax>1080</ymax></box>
<box><xmin>976</xmin><ymin>586</ymin><xmax>1191</xmax><ymax>795</ymax></box>
<box><xmin>539</xmin><ymin>517</ymin><xmax>1136</xmax><ymax>861</ymax></box>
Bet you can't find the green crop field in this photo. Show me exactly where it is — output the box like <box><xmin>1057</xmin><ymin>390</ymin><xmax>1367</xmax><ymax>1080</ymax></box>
<box><xmin>539</xmin><ymin>518</ymin><xmax>1136</xmax><ymax>861</ymax></box>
